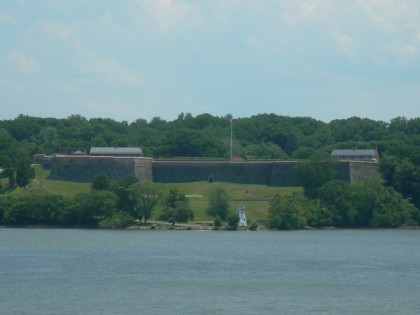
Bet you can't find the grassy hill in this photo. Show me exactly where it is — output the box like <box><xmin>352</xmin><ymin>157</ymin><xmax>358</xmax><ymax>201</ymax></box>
<box><xmin>8</xmin><ymin>165</ymin><xmax>302</xmax><ymax>223</ymax></box>
<box><xmin>9</xmin><ymin>166</ymin><xmax>91</xmax><ymax>197</ymax></box>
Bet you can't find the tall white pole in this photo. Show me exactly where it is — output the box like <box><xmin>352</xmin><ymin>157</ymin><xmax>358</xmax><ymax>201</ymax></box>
<box><xmin>230</xmin><ymin>118</ymin><xmax>233</xmax><ymax>162</ymax></box>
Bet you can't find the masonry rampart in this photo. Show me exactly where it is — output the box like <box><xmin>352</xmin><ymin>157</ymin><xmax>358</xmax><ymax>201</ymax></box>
<box><xmin>49</xmin><ymin>155</ymin><xmax>153</xmax><ymax>183</ymax></box>
<box><xmin>152</xmin><ymin>160</ymin><xmax>273</xmax><ymax>185</ymax></box>
<box><xmin>269</xmin><ymin>161</ymin><xmax>299</xmax><ymax>186</ymax></box>
<box><xmin>49</xmin><ymin>156</ymin><xmax>378</xmax><ymax>186</ymax></box>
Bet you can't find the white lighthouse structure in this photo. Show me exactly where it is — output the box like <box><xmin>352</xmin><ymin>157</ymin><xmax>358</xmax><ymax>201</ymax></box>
<box><xmin>237</xmin><ymin>205</ymin><xmax>247</xmax><ymax>227</ymax></box>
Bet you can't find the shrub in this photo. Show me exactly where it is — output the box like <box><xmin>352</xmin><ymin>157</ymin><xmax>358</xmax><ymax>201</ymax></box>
<box><xmin>99</xmin><ymin>211</ymin><xmax>135</xmax><ymax>229</ymax></box>
<box><xmin>213</xmin><ymin>215</ymin><xmax>222</xmax><ymax>230</ymax></box>
<box><xmin>226</xmin><ymin>213</ymin><xmax>240</xmax><ymax>230</ymax></box>
<box><xmin>248</xmin><ymin>221</ymin><xmax>258</xmax><ymax>231</ymax></box>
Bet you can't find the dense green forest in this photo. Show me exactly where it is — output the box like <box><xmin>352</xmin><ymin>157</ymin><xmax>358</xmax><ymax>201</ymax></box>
<box><xmin>1</xmin><ymin>113</ymin><xmax>420</xmax><ymax>229</ymax></box>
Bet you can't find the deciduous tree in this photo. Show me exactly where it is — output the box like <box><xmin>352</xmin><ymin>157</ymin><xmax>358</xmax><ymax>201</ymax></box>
<box><xmin>160</xmin><ymin>188</ymin><xmax>193</xmax><ymax>225</ymax></box>
<box><xmin>207</xmin><ymin>188</ymin><xmax>229</xmax><ymax>220</ymax></box>
<box><xmin>129</xmin><ymin>182</ymin><xmax>162</xmax><ymax>223</ymax></box>
<box><xmin>91</xmin><ymin>172</ymin><xmax>111</xmax><ymax>191</ymax></box>
<box><xmin>268</xmin><ymin>193</ymin><xmax>309</xmax><ymax>230</ymax></box>
<box><xmin>295</xmin><ymin>160</ymin><xmax>337</xmax><ymax>199</ymax></box>
<box><xmin>15</xmin><ymin>161</ymin><xmax>35</xmax><ymax>189</ymax></box>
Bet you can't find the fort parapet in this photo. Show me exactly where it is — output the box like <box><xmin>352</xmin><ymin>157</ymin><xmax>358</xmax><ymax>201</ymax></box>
<box><xmin>49</xmin><ymin>155</ymin><xmax>378</xmax><ymax>186</ymax></box>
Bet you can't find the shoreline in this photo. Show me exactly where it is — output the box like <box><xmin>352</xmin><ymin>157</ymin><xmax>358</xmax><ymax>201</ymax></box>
<box><xmin>1</xmin><ymin>224</ymin><xmax>420</xmax><ymax>231</ymax></box>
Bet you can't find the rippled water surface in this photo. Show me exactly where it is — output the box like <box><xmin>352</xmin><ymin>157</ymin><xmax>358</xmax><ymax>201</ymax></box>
<box><xmin>1</xmin><ymin>228</ymin><xmax>420</xmax><ymax>314</ymax></box>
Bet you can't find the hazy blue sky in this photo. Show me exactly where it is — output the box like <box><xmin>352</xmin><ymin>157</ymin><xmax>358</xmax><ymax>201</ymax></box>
<box><xmin>1</xmin><ymin>0</ymin><xmax>419</xmax><ymax>123</ymax></box>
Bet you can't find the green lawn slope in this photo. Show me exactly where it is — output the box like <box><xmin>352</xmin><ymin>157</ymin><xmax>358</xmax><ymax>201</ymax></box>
<box><xmin>9</xmin><ymin>165</ymin><xmax>91</xmax><ymax>197</ymax></box>
<box><xmin>9</xmin><ymin>165</ymin><xmax>302</xmax><ymax>223</ymax></box>
<box><xmin>156</xmin><ymin>181</ymin><xmax>301</xmax><ymax>222</ymax></box>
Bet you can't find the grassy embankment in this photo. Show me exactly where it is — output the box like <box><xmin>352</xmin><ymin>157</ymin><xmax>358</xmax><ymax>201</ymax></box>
<box><xmin>9</xmin><ymin>165</ymin><xmax>302</xmax><ymax>223</ymax></box>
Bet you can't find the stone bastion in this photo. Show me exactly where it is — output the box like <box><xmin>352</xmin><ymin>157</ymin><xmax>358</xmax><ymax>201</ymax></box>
<box><xmin>49</xmin><ymin>155</ymin><xmax>153</xmax><ymax>183</ymax></box>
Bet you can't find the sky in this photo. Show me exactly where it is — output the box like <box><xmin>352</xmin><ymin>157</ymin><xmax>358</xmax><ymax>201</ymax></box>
<box><xmin>1</xmin><ymin>0</ymin><xmax>420</xmax><ymax>123</ymax></box>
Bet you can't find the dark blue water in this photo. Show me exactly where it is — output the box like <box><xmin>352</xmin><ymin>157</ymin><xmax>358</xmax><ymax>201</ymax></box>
<box><xmin>1</xmin><ymin>228</ymin><xmax>420</xmax><ymax>314</ymax></box>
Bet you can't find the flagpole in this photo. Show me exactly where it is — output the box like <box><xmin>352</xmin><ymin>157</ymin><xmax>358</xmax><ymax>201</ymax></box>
<box><xmin>230</xmin><ymin>117</ymin><xmax>233</xmax><ymax>162</ymax></box>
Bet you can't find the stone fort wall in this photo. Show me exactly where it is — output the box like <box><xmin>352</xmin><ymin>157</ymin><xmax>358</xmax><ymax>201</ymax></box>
<box><xmin>49</xmin><ymin>155</ymin><xmax>153</xmax><ymax>183</ymax></box>
<box><xmin>49</xmin><ymin>155</ymin><xmax>378</xmax><ymax>186</ymax></box>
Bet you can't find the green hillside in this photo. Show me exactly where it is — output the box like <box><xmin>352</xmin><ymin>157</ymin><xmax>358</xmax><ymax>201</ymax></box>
<box><xmin>9</xmin><ymin>165</ymin><xmax>301</xmax><ymax>222</ymax></box>
<box><xmin>10</xmin><ymin>166</ymin><xmax>91</xmax><ymax>197</ymax></box>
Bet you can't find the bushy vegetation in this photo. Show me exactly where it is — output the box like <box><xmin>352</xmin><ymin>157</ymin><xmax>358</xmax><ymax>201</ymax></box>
<box><xmin>268</xmin><ymin>176</ymin><xmax>418</xmax><ymax>230</ymax></box>
<box><xmin>1</xmin><ymin>113</ymin><xmax>420</xmax><ymax>229</ymax></box>
<box><xmin>0</xmin><ymin>194</ymin><xmax>102</xmax><ymax>227</ymax></box>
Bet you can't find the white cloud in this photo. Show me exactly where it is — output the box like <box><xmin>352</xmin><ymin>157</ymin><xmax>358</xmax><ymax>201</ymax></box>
<box><xmin>0</xmin><ymin>11</ymin><xmax>17</xmax><ymax>25</ymax></box>
<box><xmin>372</xmin><ymin>55</ymin><xmax>388</xmax><ymax>67</ymax></box>
<box><xmin>356</xmin><ymin>1</ymin><xmax>397</xmax><ymax>33</ymax></box>
<box><xmin>2</xmin><ymin>0</ymin><xmax>420</xmax><ymax>122</ymax></box>
<box><xmin>7</xmin><ymin>51</ymin><xmax>40</xmax><ymax>74</ymax></box>
<box><xmin>140</xmin><ymin>0</ymin><xmax>201</xmax><ymax>31</ymax></box>
<box><xmin>80</xmin><ymin>57</ymin><xmax>142</xmax><ymax>87</ymax></box>
<box><xmin>333</xmin><ymin>30</ymin><xmax>356</xmax><ymax>58</ymax></box>
<box><xmin>0</xmin><ymin>78</ymin><xmax>22</xmax><ymax>91</ymax></box>
<box><xmin>16</xmin><ymin>0</ymin><xmax>26</xmax><ymax>9</ymax></box>
<box><xmin>392</xmin><ymin>43</ymin><xmax>417</xmax><ymax>56</ymax></box>
<box><xmin>275</xmin><ymin>0</ymin><xmax>335</xmax><ymax>27</ymax></box>
<box><xmin>356</xmin><ymin>0</ymin><xmax>420</xmax><ymax>34</ymax></box>
<box><xmin>245</xmin><ymin>35</ymin><xmax>259</xmax><ymax>46</ymax></box>
<box><xmin>388</xmin><ymin>42</ymin><xmax>418</xmax><ymax>66</ymax></box>
<box><xmin>38</xmin><ymin>19</ymin><xmax>73</xmax><ymax>40</ymax></box>
<box><xmin>351</xmin><ymin>0</ymin><xmax>419</xmax><ymax>64</ymax></box>
<box><xmin>96</xmin><ymin>12</ymin><xmax>118</xmax><ymax>32</ymax></box>
<box><xmin>298</xmin><ymin>0</ymin><xmax>333</xmax><ymax>19</ymax></box>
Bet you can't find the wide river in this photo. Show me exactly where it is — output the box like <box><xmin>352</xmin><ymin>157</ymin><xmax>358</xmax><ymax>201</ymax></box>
<box><xmin>1</xmin><ymin>228</ymin><xmax>420</xmax><ymax>314</ymax></box>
